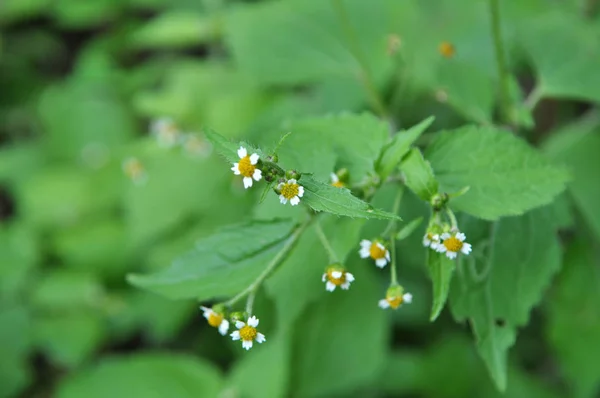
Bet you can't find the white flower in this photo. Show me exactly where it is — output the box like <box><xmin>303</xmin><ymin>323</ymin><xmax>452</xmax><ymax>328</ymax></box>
<box><xmin>378</xmin><ymin>292</ymin><xmax>412</xmax><ymax>310</ymax></box>
<box><xmin>330</xmin><ymin>173</ymin><xmax>345</xmax><ymax>188</ymax></box>
<box><xmin>436</xmin><ymin>231</ymin><xmax>472</xmax><ymax>259</ymax></box>
<box><xmin>231</xmin><ymin>147</ymin><xmax>262</xmax><ymax>189</ymax></box>
<box><xmin>359</xmin><ymin>239</ymin><xmax>391</xmax><ymax>268</ymax></box>
<box><xmin>277</xmin><ymin>178</ymin><xmax>304</xmax><ymax>206</ymax></box>
<box><xmin>321</xmin><ymin>267</ymin><xmax>355</xmax><ymax>292</ymax></box>
<box><xmin>422</xmin><ymin>232</ymin><xmax>441</xmax><ymax>250</ymax></box>
<box><xmin>200</xmin><ymin>306</ymin><xmax>229</xmax><ymax>336</ymax></box>
<box><xmin>151</xmin><ymin>117</ymin><xmax>181</xmax><ymax>148</ymax></box>
<box><xmin>230</xmin><ymin>315</ymin><xmax>266</xmax><ymax>350</ymax></box>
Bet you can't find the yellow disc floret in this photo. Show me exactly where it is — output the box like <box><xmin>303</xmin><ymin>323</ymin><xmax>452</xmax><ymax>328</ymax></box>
<box><xmin>369</xmin><ymin>242</ymin><xmax>387</xmax><ymax>259</ymax></box>
<box><xmin>238</xmin><ymin>156</ymin><xmax>256</xmax><ymax>178</ymax></box>
<box><xmin>207</xmin><ymin>312</ymin><xmax>223</xmax><ymax>328</ymax></box>
<box><xmin>386</xmin><ymin>295</ymin><xmax>403</xmax><ymax>309</ymax></box>
<box><xmin>439</xmin><ymin>41</ymin><xmax>455</xmax><ymax>58</ymax></box>
<box><xmin>443</xmin><ymin>235</ymin><xmax>463</xmax><ymax>252</ymax></box>
<box><xmin>239</xmin><ymin>325</ymin><xmax>257</xmax><ymax>341</ymax></box>
<box><xmin>332</xmin><ymin>180</ymin><xmax>345</xmax><ymax>188</ymax></box>
<box><xmin>281</xmin><ymin>182</ymin><xmax>300</xmax><ymax>199</ymax></box>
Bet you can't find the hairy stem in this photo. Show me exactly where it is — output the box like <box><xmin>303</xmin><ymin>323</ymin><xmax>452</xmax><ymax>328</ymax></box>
<box><xmin>315</xmin><ymin>219</ymin><xmax>339</xmax><ymax>263</ymax></box>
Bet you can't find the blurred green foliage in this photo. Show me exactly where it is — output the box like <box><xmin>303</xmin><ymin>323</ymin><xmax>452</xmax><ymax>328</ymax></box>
<box><xmin>1</xmin><ymin>0</ymin><xmax>600</xmax><ymax>397</ymax></box>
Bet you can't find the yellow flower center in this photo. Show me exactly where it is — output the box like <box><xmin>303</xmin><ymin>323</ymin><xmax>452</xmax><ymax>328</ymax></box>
<box><xmin>439</xmin><ymin>41</ymin><xmax>455</xmax><ymax>58</ymax></box>
<box><xmin>443</xmin><ymin>236</ymin><xmax>463</xmax><ymax>252</ymax></box>
<box><xmin>281</xmin><ymin>182</ymin><xmax>299</xmax><ymax>199</ymax></box>
<box><xmin>207</xmin><ymin>312</ymin><xmax>223</xmax><ymax>328</ymax></box>
<box><xmin>369</xmin><ymin>243</ymin><xmax>386</xmax><ymax>260</ymax></box>
<box><xmin>238</xmin><ymin>155</ymin><xmax>256</xmax><ymax>177</ymax></box>
<box><xmin>386</xmin><ymin>295</ymin><xmax>403</xmax><ymax>309</ymax></box>
<box><xmin>331</xmin><ymin>180</ymin><xmax>345</xmax><ymax>188</ymax></box>
<box><xmin>239</xmin><ymin>325</ymin><xmax>257</xmax><ymax>341</ymax></box>
<box><xmin>327</xmin><ymin>270</ymin><xmax>346</xmax><ymax>286</ymax></box>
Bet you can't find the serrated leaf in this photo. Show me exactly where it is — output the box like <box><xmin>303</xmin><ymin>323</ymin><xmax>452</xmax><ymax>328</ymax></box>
<box><xmin>427</xmin><ymin>250</ymin><xmax>455</xmax><ymax>321</ymax></box>
<box><xmin>449</xmin><ymin>208</ymin><xmax>562</xmax><ymax>390</ymax></box>
<box><xmin>376</xmin><ymin>117</ymin><xmax>434</xmax><ymax>182</ymax></box>
<box><xmin>426</xmin><ymin>126</ymin><xmax>569</xmax><ymax>220</ymax></box>
<box><xmin>395</xmin><ymin>217</ymin><xmax>424</xmax><ymax>241</ymax></box>
<box><xmin>127</xmin><ymin>219</ymin><xmax>297</xmax><ymax>300</ymax></box>
<box><xmin>400</xmin><ymin>148</ymin><xmax>439</xmax><ymax>201</ymax></box>
<box><xmin>300</xmin><ymin>176</ymin><xmax>400</xmax><ymax>220</ymax></box>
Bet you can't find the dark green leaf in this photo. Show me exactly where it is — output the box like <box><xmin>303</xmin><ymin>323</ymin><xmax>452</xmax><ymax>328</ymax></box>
<box><xmin>427</xmin><ymin>250</ymin><xmax>455</xmax><ymax>321</ymax></box>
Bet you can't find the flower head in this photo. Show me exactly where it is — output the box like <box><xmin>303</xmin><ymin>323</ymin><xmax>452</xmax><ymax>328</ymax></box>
<box><xmin>322</xmin><ymin>265</ymin><xmax>354</xmax><ymax>292</ymax></box>
<box><xmin>122</xmin><ymin>157</ymin><xmax>148</xmax><ymax>185</ymax></box>
<box><xmin>438</xmin><ymin>41</ymin><xmax>456</xmax><ymax>58</ymax></box>
<box><xmin>231</xmin><ymin>146</ymin><xmax>262</xmax><ymax>189</ymax></box>
<box><xmin>151</xmin><ymin>117</ymin><xmax>181</xmax><ymax>148</ymax></box>
<box><xmin>359</xmin><ymin>239</ymin><xmax>391</xmax><ymax>268</ymax></box>
<box><xmin>436</xmin><ymin>231</ymin><xmax>472</xmax><ymax>259</ymax></box>
<box><xmin>378</xmin><ymin>285</ymin><xmax>412</xmax><ymax>310</ymax></box>
<box><xmin>182</xmin><ymin>134</ymin><xmax>212</xmax><ymax>158</ymax></box>
<box><xmin>330</xmin><ymin>173</ymin><xmax>345</xmax><ymax>188</ymax></box>
<box><xmin>277</xmin><ymin>178</ymin><xmax>304</xmax><ymax>206</ymax></box>
<box><xmin>200</xmin><ymin>306</ymin><xmax>229</xmax><ymax>336</ymax></box>
<box><xmin>230</xmin><ymin>315</ymin><xmax>266</xmax><ymax>350</ymax></box>
<box><xmin>422</xmin><ymin>232</ymin><xmax>441</xmax><ymax>250</ymax></box>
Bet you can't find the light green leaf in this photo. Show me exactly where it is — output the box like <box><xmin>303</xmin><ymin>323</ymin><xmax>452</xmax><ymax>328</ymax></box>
<box><xmin>203</xmin><ymin>128</ymin><xmax>262</xmax><ymax>165</ymax></box>
<box><xmin>547</xmin><ymin>239</ymin><xmax>600</xmax><ymax>398</ymax></box>
<box><xmin>31</xmin><ymin>270</ymin><xmax>103</xmax><ymax>310</ymax></box>
<box><xmin>449</xmin><ymin>208</ymin><xmax>562</xmax><ymax>390</ymax></box>
<box><xmin>376</xmin><ymin>116</ymin><xmax>434</xmax><ymax>181</ymax></box>
<box><xmin>395</xmin><ymin>216</ymin><xmax>424</xmax><ymax>241</ymax></box>
<box><xmin>55</xmin><ymin>353</ymin><xmax>223</xmax><ymax>398</ymax></box>
<box><xmin>128</xmin><ymin>219</ymin><xmax>297</xmax><ymax>300</ymax></box>
<box><xmin>426</xmin><ymin>125</ymin><xmax>569</xmax><ymax>220</ymax></box>
<box><xmin>400</xmin><ymin>148</ymin><xmax>439</xmax><ymax>201</ymax></box>
<box><xmin>427</xmin><ymin>250</ymin><xmax>455</xmax><ymax>321</ymax></box>
<box><xmin>301</xmin><ymin>175</ymin><xmax>400</xmax><ymax>220</ymax></box>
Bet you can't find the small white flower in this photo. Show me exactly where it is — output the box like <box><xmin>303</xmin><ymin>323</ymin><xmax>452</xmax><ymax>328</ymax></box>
<box><xmin>230</xmin><ymin>315</ymin><xmax>266</xmax><ymax>350</ymax></box>
<box><xmin>322</xmin><ymin>267</ymin><xmax>355</xmax><ymax>292</ymax></box>
<box><xmin>422</xmin><ymin>232</ymin><xmax>441</xmax><ymax>250</ymax></box>
<box><xmin>378</xmin><ymin>289</ymin><xmax>412</xmax><ymax>310</ymax></box>
<box><xmin>151</xmin><ymin>117</ymin><xmax>181</xmax><ymax>148</ymax></box>
<box><xmin>277</xmin><ymin>178</ymin><xmax>304</xmax><ymax>206</ymax></box>
<box><xmin>200</xmin><ymin>306</ymin><xmax>229</xmax><ymax>336</ymax></box>
<box><xmin>330</xmin><ymin>173</ymin><xmax>345</xmax><ymax>188</ymax></box>
<box><xmin>359</xmin><ymin>239</ymin><xmax>391</xmax><ymax>268</ymax></box>
<box><xmin>436</xmin><ymin>231</ymin><xmax>472</xmax><ymax>259</ymax></box>
<box><xmin>231</xmin><ymin>147</ymin><xmax>262</xmax><ymax>189</ymax></box>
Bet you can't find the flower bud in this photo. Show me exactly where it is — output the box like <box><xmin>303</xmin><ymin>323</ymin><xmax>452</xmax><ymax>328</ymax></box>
<box><xmin>285</xmin><ymin>169</ymin><xmax>301</xmax><ymax>180</ymax></box>
<box><xmin>430</xmin><ymin>193</ymin><xmax>448</xmax><ymax>211</ymax></box>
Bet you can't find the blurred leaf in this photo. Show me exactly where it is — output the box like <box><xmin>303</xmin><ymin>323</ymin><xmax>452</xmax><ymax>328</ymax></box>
<box><xmin>376</xmin><ymin>116</ymin><xmax>434</xmax><ymax>182</ymax></box>
<box><xmin>395</xmin><ymin>216</ymin><xmax>423</xmax><ymax>241</ymax></box>
<box><xmin>0</xmin><ymin>305</ymin><xmax>32</xmax><ymax>398</ymax></box>
<box><xmin>0</xmin><ymin>223</ymin><xmax>38</xmax><ymax>299</ymax></box>
<box><xmin>128</xmin><ymin>219</ymin><xmax>297</xmax><ymax>300</ymax></box>
<box><xmin>427</xmin><ymin>250</ymin><xmax>455</xmax><ymax>321</ymax></box>
<box><xmin>0</xmin><ymin>0</ymin><xmax>51</xmax><ymax>24</ymax></box>
<box><xmin>31</xmin><ymin>270</ymin><xmax>104</xmax><ymax>310</ymax></box>
<box><xmin>547</xmin><ymin>239</ymin><xmax>600</xmax><ymax>398</ymax></box>
<box><xmin>400</xmin><ymin>148</ymin><xmax>439</xmax><ymax>201</ymax></box>
<box><xmin>426</xmin><ymin>126</ymin><xmax>569</xmax><ymax>220</ymax></box>
<box><xmin>450</xmin><ymin>207</ymin><xmax>562</xmax><ymax>390</ymax></box>
<box><xmin>51</xmin><ymin>0</ymin><xmax>121</xmax><ymax>28</ymax></box>
<box><xmin>56</xmin><ymin>353</ymin><xmax>223</xmax><ymax>398</ymax></box>
<box><xmin>204</xmin><ymin>128</ymin><xmax>262</xmax><ymax>165</ymax></box>
<box><xmin>301</xmin><ymin>175</ymin><xmax>400</xmax><ymax>220</ymax></box>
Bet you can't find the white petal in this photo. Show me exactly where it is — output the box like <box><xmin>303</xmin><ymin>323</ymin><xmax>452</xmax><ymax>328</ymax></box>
<box><xmin>456</xmin><ymin>232</ymin><xmax>466</xmax><ymax>241</ymax></box>
<box><xmin>232</xmin><ymin>164</ymin><xmax>241</xmax><ymax>175</ymax></box>
<box><xmin>376</xmin><ymin>242</ymin><xmax>386</xmax><ymax>251</ymax></box>
<box><xmin>385</xmin><ymin>250</ymin><xmax>391</xmax><ymax>261</ymax></box>
<box><xmin>237</xmin><ymin>147</ymin><xmax>247</xmax><ymax>158</ymax></box>
<box><xmin>255</xmin><ymin>333</ymin><xmax>266</xmax><ymax>343</ymax></box>
<box><xmin>345</xmin><ymin>272</ymin><xmax>355</xmax><ymax>282</ymax></box>
<box><xmin>432</xmin><ymin>234</ymin><xmax>440</xmax><ymax>241</ymax></box>
<box><xmin>322</xmin><ymin>273</ymin><xmax>327</xmax><ymax>282</ymax></box>
<box><xmin>341</xmin><ymin>281</ymin><xmax>351</xmax><ymax>290</ymax></box>
<box><xmin>297</xmin><ymin>186</ymin><xmax>304</xmax><ymax>197</ymax></box>
<box><xmin>230</xmin><ymin>331</ymin><xmax>241</xmax><ymax>341</ymax></box>
<box><xmin>360</xmin><ymin>239</ymin><xmax>372</xmax><ymax>248</ymax></box>
<box><xmin>331</xmin><ymin>271</ymin><xmax>342</xmax><ymax>279</ymax></box>
<box><xmin>288</xmin><ymin>179</ymin><xmax>297</xmax><ymax>184</ymax></box>
<box><xmin>242</xmin><ymin>340</ymin><xmax>253</xmax><ymax>350</ymax></box>
<box><xmin>436</xmin><ymin>244</ymin><xmax>447</xmax><ymax>253</ymax></box>
<box><xmin>440</xmin><ymin>232</ymin><xmax>451</xmax><ymax>240</ymax></box>
<box><xmin>200</xmin><ymin>306</ymin><xmax>211</xmax><ymax>319</ymax></box>
<box><xmin>359</xmin><ymin>247</ymin><xmax>370</xmax><ymax>258</ymax></box>
<box><xmin>375</xmin><ymin>258</ymin><xmax>387</xmax><ymax>268</ymax></box>
<box><xmin>378</xmin><ymin>299</ymin><xmax>390</xmax><ymax>309</ymax></box>
<box><xmin>253</xmin><ymin>169</ymin><xmax>262</xmax><ymax>181</ymax></box>
<box><xmin>279</xmin><ymin>195</ymin><xmax>287</xmax><ymax>204</ymax></box>
<box><xmin>446</xmin><ymin>251</ymin><xmax>458</xmax><ymax>260</ymax></box>
<box><xmin>403</xmin><ymin>293</ymin><xmax>413</xmax><ymax>304</ymax></box>
<box><xmin>243</xmin><ymin>177</ymin><xmax>253</xmax><ymax>189</ymax></box>
<box><xmin>330</xmin><ymin>173</ymin><xmax>339</xmax><ymax>182</ymax></box>
<box><xmin>277</xmin><ymin>182</ymin><xmax>284</xmax><ymax>190</ymax></box>
<box><xmin>247</xmin><ymin>316</ymin><xmax>259</xmax><ymax>327</ymax></box>
<box><xmin>219</xmin><ymin>320</ymin><xmax>230</xmax><ymax>335</ymax></box>
<box><xmin>326</xmin><ymin>281</ymin><xmax>336</xmax><ymax>291</ymax></box>
<box><xmin>461</xmin><ymin>243</ymin><xmax>472</xmax><ymax>255</ymax></box>
<box><xmin>423</xmin><ymin>236</ymin><xmax>431</xmax><ymax>247</ymax></box>
<box><xmin>249</xmin><ymin>153</ymin><xmax>259</xmax><ymax>164</ymax></box>
<box><xmin>430</xmin><ymin>242</ymin><xmax>440</xmax><ymax>251</ymax></box>
<box><xmin>290</xmin><ymin>196</ymin><xmax>300</xmax><ymax>206</ymax></box>
<box><xmin>235</xmin><ymin>321</ymin><xmax>245</xmax><ymax>329</ymax></box>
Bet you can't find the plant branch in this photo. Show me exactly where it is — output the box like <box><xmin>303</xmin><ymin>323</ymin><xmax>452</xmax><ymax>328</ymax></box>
<box><xmin>315</xmin><ymin>219</ymin><xmax>339</xmax><ymax>263</ymax></box>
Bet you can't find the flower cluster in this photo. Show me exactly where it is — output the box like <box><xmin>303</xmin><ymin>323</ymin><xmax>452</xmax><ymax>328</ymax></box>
<box><xmin>423</xmin><ymin>228</ymin><xmax>472</xmax><ymax>260</ymax></box>
<box><xmin>379</xmin><ymin>285</ymin><xmax>412</xmax><ymax>310</ymax></box>
<box><xmin>150</xmin><ymin>117</ymin><xmax>211</xmax><ymax>157</ymax></box>
<box><xmin>200</xmin><ymin>306</ymin><xmax>266</xmax><ymax>350</ymax></box>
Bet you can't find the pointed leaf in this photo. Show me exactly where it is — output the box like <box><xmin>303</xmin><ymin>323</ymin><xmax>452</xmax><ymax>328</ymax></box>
<box><xmin>400</xmin><ymin>148</ymin><xmax>439</xmax><ymax>201</ymax></box>
<box><xmin>427</xmin><ymin>250</ymin><xmax>455</xmax><ymax>321</ymax></box>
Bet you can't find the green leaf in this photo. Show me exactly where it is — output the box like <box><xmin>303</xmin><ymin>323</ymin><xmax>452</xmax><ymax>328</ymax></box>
<box><xmin>55</xmin><ymin>353</ymin><xmax>223</xmax><ymax>398</ymax></box>
<box><xmin>203</xmin><ymin>128</ymin><xmax>262</xmax><ymax>165</ymax></box>
<box><xmin>547</xmin><ymin>239</ymin><xmax>600</xmax><ymax>398</ymax></box>
<box><xmin>395</xmin><ymin>216</ymin><xmax>424</xmax><ymax>241</ymax></box>
<box><xmin>0</xmin><ymin>305</ymin><xmax>32</xmax><ymax>398</ymax></box>
<box><xmin>376</xmin><ymin>116</ymin><xmax>434</xmax><ymax>181</ymax></box>
<box><xmin>427</xmin><ymin>250</ymin><xmax>455</xmax><ymax>321</ymax></box>
<box><xmin>127</xmin><ymin>219</ymin><xmax>297</xmax><ymax>300</ymax></box>
<box><xmin>426</xmin><ymin>125</ymin><xmax>569</xmax><ymax>220</ymax></box>
<box><xmin>31</xmin><ymin>270</ymin><xmax>103</xmax><ymax>310</ymax></box>
<box><xmin>400</xmin><ymin>148</ymin><xmax>439</xmax><ymax>201</ymax></box>
<box><xmin>301</xmin><ymin>175</ymin><xmax>400</xmax><ymax>220</ymax></box>
<box><xmin>449</xmin><ymin>208</ymin><xmax>562</xmax><ymax>390</ymax></box>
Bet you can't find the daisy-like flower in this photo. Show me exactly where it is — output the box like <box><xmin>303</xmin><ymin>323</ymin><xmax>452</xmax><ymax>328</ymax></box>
<box><xmin>378</xmin><ymin>285</ymin><xmax>412</xmax><ymax>310</ymax></box>
<box><xmin>330</xmin><ymin>173</ymin><xmax>345</xmax><ymax>188</ymax></box>
<box><xmin>230</xmin><ymin>316</ymin><xmax>266</xmax><ymax>350</ymax></box>
<box><xmin>151</xmin><ymin>117</ymin><xmax>181</xmax><ymax>148</ymax></box>
<box><xmin>200</xmin><ymin>306</ymin><xmax>229</xmax><ymax>336</ymax></box>
<box><xmin>436</xmin><ymin>231</ymin><xmax>472</xmax><ymax>259</ymax></box>
<box><xmin>231</xmin><ymin>147</ymin><xmax>262</xmax><ymax>189</ymax></box>
<box><xmin>277</xmin><ymin>178</ymin><xmax>304</xmax><ymax>206</ymax></box>
<box><xmin>422</xmin><ymin>232</ymin><xmax>441</xmax><ymax>250</ymax></box>
<box><xmin>359</xmin><ymin>239</ymin><xmax>391</xmax><ymax>268</ymax></box>
<box><xmin>321</xmin><ymin>266</ymin><xmax>355</xmax><ymax>292</ymax></box>
<box><xmin>122</xmin><ymin>157</ymin><xmax>148</xmax><ymax>185</ymax></box>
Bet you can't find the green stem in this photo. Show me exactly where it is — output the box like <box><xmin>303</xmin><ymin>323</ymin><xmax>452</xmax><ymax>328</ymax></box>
<box><xmin>390</xmin><ymin>229</ymin><xmax>398</xmax><ymax>284</ymax></box>
<box><xmin>382</xmin><ymin>187</ymin><xmax>404</xmax><ymax>237</ymax></box>
<box><xmin>332</xmin><ymin>0</ymin><xmax>388</xmax><ymax>119</ymax></box>
<box><xmin>245</xmin><ymin>290</ymin><xmax>256</xmax><ymax>315</ymax></box>
<box><xmin>524</xmin><ymin>85</ymin><xmax>543</xmax><ymax>111</ymax></box>
<box><xmin>315</xmin><ymin>220</ymin><xmax>339</xmax><ymax>263</ymax></box>
<box><xmin>445</xmin><ymin>208</ymin><xmax>458</xmax><ymax>230</ymax></box>
<box><xmin>489</xmin><ymin>0</ymin><xmax>511</xmax><ymax>123</ymax></box>
<box><xmin>387</xmin><ymin>186</ymin><xmax>404</xmax><ymax>284</ymax></box>
<box><xmin>224</xmin><ymin>217</ymin><xmax>311</xmax><ymax>308</ymax></box>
